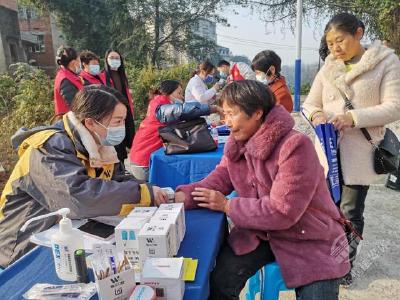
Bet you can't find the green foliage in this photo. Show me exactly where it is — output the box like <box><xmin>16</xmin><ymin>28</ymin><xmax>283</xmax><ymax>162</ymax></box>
<box><xmin>21</xmin><ymin>0</ymin><xmax>111</xmax><ymax>55</ymax></box>
<box><xmin>245</xmin><ymin>0</ymin><xmax>400</xmax><ymax>53</ymax></box>
<box><xmin>0</xmin><ymin>64</ymin><xmax>53</xmax><ymax>189</ymax></box>
<box><xmin>126</xmin><ymin>63</ymin><xmax>196</xmax><ymax>121</ymax></box>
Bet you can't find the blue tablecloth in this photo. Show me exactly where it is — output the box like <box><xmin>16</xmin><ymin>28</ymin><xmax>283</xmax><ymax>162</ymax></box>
<box><xmin>149</xmin><ymin>145</ymin><xmax>224</xmax><ymax>189</ymax></box>
<box><xmin>0</xmin><ymin>209</ymin><xmax>227</xmax><ymax>300</ymax></box>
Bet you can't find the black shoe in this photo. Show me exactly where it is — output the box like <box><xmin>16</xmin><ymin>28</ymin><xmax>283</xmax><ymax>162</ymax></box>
<box><xmin>340</xmin><ymin>272</ymin><xmax>353</xmax><ymax>287</ymax></box>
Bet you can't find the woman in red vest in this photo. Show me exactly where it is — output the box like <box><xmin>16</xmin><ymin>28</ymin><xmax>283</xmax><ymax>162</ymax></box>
<box><xmin>101</xmin><ymin>49</ymin><xmax>135</xmax><ymax>162</ymax></box>
<box><xmin>80</xmin><ymin>50</ymin><xmax>105</xmax><ymax>85</ymax></box>
<box><xmin>128</xmin><ymin>80</ymin><xmax>221</xmax><ymax>181</ymax></box>
<box><xmin>53</xmin><ymin>46</ymin><xmax>84</xmax><ymax>114</ymax></box>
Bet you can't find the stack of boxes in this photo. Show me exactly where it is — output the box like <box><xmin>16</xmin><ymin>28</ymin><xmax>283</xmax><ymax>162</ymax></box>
<box><xmin>115</xmin><ymin>203</ymin><xmax>185</xmax><ymax>271</ymax></box>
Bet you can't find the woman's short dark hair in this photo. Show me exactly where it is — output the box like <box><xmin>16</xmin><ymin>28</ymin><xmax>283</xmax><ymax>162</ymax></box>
<box><xmin>56</xmin><ymin>46</ymin><xmax>78</xmax><ymax>67</ymax></box>
<box><xmin>221</xmin><ymin>80</ymin><xmax>276</xmax><ymax>119</ymax></box>
<box><xmin>217</xmin><ymin>60</ymin><xmax>230</xmax><ymax>67</ymax></box>
<box><xmin>324</xmin><ymin>13</ymin><xmax>365</xmax><ymax>37</ymax></box>
<box><xmin>80</xmin><ymin>50</ymin><xmax>100</xmax><ymax>66</ymax></box>
<box><xmin>71</xmin><ymin>85</ymin><xmax>127</xmax><ymax>121</ymax></box>
<box><xmin>251</xmin><ymin>50</ymin><xmax>282</xmax><ymax>75</ymax></box>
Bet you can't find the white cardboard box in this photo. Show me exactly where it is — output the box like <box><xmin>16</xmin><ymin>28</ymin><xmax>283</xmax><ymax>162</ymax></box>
<box><xmin>157</xmin><ymin>203</ymin><xmax>186</xmax><ymax>242</ymax></box>
<box><xmin>141</xmin><ymin>258</ymin><xmax>185</xmax><ymax>300</ymax></box>
<box><xmin>115</xmin><ymin>217</ymin><xmax>148</xmax><ymax>265</ymax></box>
<box><xmin>95</xmin><ymin>268</ymin><xmax>136</xmax><ymax>300</ymax></box>
<box><xmin>150</xmin><ymin>213</ymin><xmax>180</xmax><ymax>255</ymax></box>
<box><xmin>128</xmin><ymin>207</ymin><xmax>158</xmax><ymax>220</ymax></box>
<box><xmin>138</xmin><ymin>223</ymin><xmax>173</xmax><ymax>267</ymax></box>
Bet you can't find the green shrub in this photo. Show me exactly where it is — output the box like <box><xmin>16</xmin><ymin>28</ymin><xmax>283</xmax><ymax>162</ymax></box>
<box><xmin>127</xmin><ymin>63</ymin><xmax>196</xmax><ymax>122</ymax></box>
<box><xmin>0</xmin><ymin>64</ymin><xmax>53</xmax><ymax>191</ymax></box>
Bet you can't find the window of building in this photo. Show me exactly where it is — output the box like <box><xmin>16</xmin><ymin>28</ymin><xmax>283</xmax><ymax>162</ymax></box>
<box><xmin>9</xmin><ymin>44</ymin><xmax>18</xmax><ymax>62</ymax></box>
<box><xmin>33</xmin><ymin>34</ymin><xmax>45</xmax><ymax>53</ymax></box>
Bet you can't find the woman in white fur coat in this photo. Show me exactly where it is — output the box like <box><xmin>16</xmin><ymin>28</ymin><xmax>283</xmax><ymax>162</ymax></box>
<box><xmin>303</xmin><ymin>12</ymin><xmax>400</xmax><ymax>285</ymax></box>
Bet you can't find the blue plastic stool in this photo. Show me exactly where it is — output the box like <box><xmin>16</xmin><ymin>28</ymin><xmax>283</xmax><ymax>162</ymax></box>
<box><xmin>245</xmin><ymin>262</ymin><xmax>292</xmax><ymax>300</ymax></box>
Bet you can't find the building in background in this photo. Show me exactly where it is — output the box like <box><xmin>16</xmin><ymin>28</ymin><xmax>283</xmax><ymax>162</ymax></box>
<box><xmin>0</xmin><ymin>0</ymin><xmax>27</xmax><ymax>73</ymax></box>
<box><xmin>217</xmin><ymin>45</ymin><xmax>231</xmax><ymax>60</ymax></box>
<box><xmin>18</xmin><ymin>6</ymin><xmax>65</xmax><ymax>75</ymax></box>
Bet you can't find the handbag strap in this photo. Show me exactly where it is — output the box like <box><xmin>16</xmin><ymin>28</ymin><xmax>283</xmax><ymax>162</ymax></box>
<box><xmin>337</xmin><ymin>89</ymin><xmax>377</xmax><ymax>149</ymax></box>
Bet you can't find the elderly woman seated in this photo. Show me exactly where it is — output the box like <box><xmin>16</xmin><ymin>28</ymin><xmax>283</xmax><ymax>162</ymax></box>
<box><xmin>175</xmin><ymin>80</ymin><xmax>350</xmax><ymax>300</ymax></box>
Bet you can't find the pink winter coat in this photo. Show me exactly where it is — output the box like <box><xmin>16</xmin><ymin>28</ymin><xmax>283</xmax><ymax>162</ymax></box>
<box><xmin>177</xmin><ymin>106</ymin><xmax>350</xmax><ymax>288</ymax></box>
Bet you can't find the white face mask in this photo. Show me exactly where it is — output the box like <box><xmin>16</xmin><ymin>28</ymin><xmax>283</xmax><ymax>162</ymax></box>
<box><xmin>94</xmin><ymin>120</ymin><xmax>125</xmax><ymax>146</ymax></box>
<box><xmin>256</xmin><ymin>72</ymin><xmax>268</xmax><ymax>85</ymax></box>
<box><xmin>108</xmin><ymin>58</ymin><xmax>121</xmax><ymax>70</ymax></box>
<box><xmin>89</xmin><ymin>64</ymin><xmax>100</xmax><ymax>76</ymax></box>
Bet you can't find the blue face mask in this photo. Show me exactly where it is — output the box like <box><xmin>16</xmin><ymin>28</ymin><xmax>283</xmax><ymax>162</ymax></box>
<box><xmin>204</xmin><ymin>75</ymin><xmax>214</xmax><ymax>84</ymax></box>
<box><xmin>94</xmin><ymin>120</ymin><xmax>125</xmax><ymax>146</ymax></box>
<box><xmin>89</xmin><ymin>64</ymin><xmax>100</xmax><ymax>76</ymax></box>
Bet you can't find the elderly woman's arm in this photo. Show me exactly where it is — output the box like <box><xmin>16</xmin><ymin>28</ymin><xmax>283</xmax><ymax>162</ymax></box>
<box><xmin>175</xmin><ymin>156</ymin><xmax>234</xmax><ymax>209</ymax></box>
<box><xmin>228</xmin><ymin>134</ymin><xmax>326</xmax><ymax>231</ymax></box>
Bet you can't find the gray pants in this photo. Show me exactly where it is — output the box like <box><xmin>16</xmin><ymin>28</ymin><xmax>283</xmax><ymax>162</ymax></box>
<box><xmin>125</xmin><ymin>161</ymin><xmax>149</xmax><ymax>181</ymax></box>
<box><xmin>209</xmin><ymin>241</ymin><xmax>340</xmax><ymax>300</ymax></box>
<box><xmin>340</xmin><ymin>184</ymin><xmax>369</xmax><ymax>267</ymax></box>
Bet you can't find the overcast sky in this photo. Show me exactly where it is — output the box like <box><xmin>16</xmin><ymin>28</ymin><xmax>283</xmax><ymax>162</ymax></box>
<box><xmin>216</xmin><ymin>7</ymin><xmax>327</xmax><ymax>66</ymax></box>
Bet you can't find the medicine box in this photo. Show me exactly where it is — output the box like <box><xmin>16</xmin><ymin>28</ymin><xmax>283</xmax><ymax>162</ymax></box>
<box><xmin>127</xmin><ymin>207</ymin><xmax>158</xmax><ymax>220</ymax></box>
<box><xmin>157</xmin><ymin>203</ymin><xmax>185</xmax><ymax>242</ymax></box>
<box><xmin>141</xmin><ymin>257</ymin><xmax>185</xmax><ymax>300</ymax></box>
<box><xmin>115</xmin><ymin>217</ymin><xmax>148</xmax><ymax>265</ymax></box>
<box><xmin>95</xmin><ymin>268</ymin><xmax>136</xmax><ymax>300</ymax></box>
<box><xmin>150</xmin><ymin>213</ymin><xmax>180</xmax><ymax>255</ymax></box>
<box><xmin>138</xmin><ymin>223</ymin><xmax>173</xmax><ymax>266</ymax></box>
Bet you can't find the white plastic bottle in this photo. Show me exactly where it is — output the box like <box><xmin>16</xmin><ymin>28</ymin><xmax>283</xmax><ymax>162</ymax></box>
<box><xmin>20</xmin><ymin>208</ymin><xmax>84</xmax><ymax>281</ymax></box>
<box><xmin>210</xmin><ymin>124</ymin><xmax>219</xmax><ymax>146</ymax></box>
<box><xmin>51</xmin><ymin>208</ymin><xmax>84</xmax><ymax>281</ymax></box>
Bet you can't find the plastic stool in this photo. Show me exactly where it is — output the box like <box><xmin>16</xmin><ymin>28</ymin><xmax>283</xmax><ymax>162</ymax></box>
<box><xmin>245</xmin><ymin>262</ymin><xmax>292</xmax><ymax>300</ymax></box>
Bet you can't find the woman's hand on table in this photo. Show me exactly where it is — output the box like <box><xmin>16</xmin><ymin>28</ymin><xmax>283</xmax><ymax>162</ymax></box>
<box><xmin>191</xmin><ymin>187</ymin><xmax>229</xmax><ymax>214</ymax></box>
<box><xmin>152</xmin><ymin>186</ymin><xmax>169</xmax><ymax>206</ymax></box>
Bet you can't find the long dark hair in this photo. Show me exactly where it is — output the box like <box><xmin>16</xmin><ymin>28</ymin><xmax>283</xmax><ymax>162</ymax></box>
<box><xmin>104</xmin><ymin>49</ymin><xmax>129</xmax><ymax>95</ymax></box>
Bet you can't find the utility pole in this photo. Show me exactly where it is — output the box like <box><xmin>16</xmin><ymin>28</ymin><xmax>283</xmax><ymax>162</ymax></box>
<box><xmin>294</xmin><ymin>0</ymin><xmax>302</xmax><ymax>112</ymax></box>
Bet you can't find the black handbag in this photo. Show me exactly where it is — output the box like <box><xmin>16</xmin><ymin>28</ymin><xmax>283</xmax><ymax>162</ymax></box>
<box><xmin>158</xmin><ymin>118</ymin><xmax>217</xmax><ymax>155</ymax></box>
<box><xmin>338</xmin><ymin>90</ymin><xmax>400</xmax><ymax>174</ymax></box>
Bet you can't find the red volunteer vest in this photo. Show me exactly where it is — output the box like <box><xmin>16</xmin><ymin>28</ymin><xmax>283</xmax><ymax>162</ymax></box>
<box><xmin>129</xmin><ymin>95</ymin><xmax>171</xmax><ymax>167</ymax></box>
<box><xmin>53</xmin><ymin>66</ymin><xmax>84</xmax><ymax>114</ymax></box>
<box><xmin>100</xmin><ymin>71</ymin><xmax>134</xmax><ymax>117</ymax></box>
<box><xmin>80</xmin><ymin>70</ymin><xmax>105</xmax><ymax>85</ymax></box>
